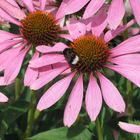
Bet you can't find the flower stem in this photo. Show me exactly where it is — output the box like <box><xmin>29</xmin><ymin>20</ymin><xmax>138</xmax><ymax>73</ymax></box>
<box><xmin>122</xmin><ymin>13</ymin><xmax>128</xmax><ymax>39</ymax></box>
<box><xmin>127</xmin><ymin>80</ymin><xmax>133</xmax><ymax>118</ymax></box>
<box><xmin>24</xmin><ymin>90</ymin><xmax>37</xmax><ymax>139</ymax></box>
<box><xmin>96</xmin><ymin>118</ymin><xmax>103</xmax><ymax>140</ymax></box>
<box><xmin>15</xmin><ymin>78</ymin><xmax>21</xmax><ymax>101</ymax></box>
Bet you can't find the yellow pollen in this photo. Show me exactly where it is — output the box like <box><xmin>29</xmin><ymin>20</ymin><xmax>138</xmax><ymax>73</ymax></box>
<box><xmin>21</xmin><ymin>11</ymin><xmax>60</xmax><ymax>46</ymax></box>
<box><xmin>70</xmin><ymin>35</ymin><xmax>109</xmax><ymax>72</ymax></box>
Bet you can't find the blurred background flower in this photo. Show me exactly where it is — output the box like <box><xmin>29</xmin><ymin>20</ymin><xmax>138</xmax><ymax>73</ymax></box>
<box><xmin>0</xmin><ymin>0</ymin><xmax>67</xmax><ymax>85</ymax></box>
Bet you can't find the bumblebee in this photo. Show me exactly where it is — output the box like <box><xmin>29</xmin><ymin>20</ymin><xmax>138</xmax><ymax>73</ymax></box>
<box><xmin>63</xmin><ymin>48</ymin><xmax>79</xmax><ymax>65</ymax></box>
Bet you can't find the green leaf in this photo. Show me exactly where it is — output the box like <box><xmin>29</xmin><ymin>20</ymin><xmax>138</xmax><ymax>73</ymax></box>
<box><xmin>27</xmin><ymin>126</ymin><xmax>93</xmax><ymax>140</ymax></box>
<box><xmin>3</xmin><ymin>100</ymin><xmax>29</xmax><ymax>125</ymax></box>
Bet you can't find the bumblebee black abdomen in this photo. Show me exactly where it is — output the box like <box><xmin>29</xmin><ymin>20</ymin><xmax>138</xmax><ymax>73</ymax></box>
<box><xmin>63</xmin><ymin>48</ymin><xmax>79</xmax><ymax>65</ymax></box>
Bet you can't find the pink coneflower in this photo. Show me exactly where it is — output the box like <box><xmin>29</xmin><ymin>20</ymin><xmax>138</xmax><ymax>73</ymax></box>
<box><xmin>0</xmin><ymin>92</ymin><xmax>8</xmax><ymax>102</ymax></box>
<box><xmin>57</xmin><ymin>0</ymin><xmax>105</xmax><ymax>19</ymax></box>
<box><xmin>58</xmin><ymin>0</ymin><xmax>140</xmax><ymax>29</ymax></box>
<box><xmin>119</xmin><ymin>121</ymin><xmax>140</xmax><ymax>134</ymax></box>
<box><xmin>28</xmin><ymin>16</ymin><xmax>138</xmax><ymax>127</ymax></box>
<box><xmin>0</xmin><ymin>0</ymin><xmax>66</xmax><ymax>85</ymax></box>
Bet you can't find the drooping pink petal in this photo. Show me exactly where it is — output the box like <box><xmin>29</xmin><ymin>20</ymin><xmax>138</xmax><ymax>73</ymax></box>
<box><xmin>80</xmin><ymin>17</ymin><xmax>93</xmax><ymax>32</ymax></box>
<box><xmin>0</xmin><ymin>30</ymin><xmax>19</xmax><ymax>43</ymax></box>
<box><xmin>29</xmin><ymin>54</ymin><xmax>66</xmax><ymax>68</ymax></box>
<box><xmin>0</xmin><ymin>92</ymin><xmax>8</xmax><ymax>102</ymax></box>
<box><xmin>53</xmin><ymin>63</ymin><xmax>69</xmax><ymax>69</ymax></box>
<box><xmin>21</xmin><ymin>0</ymin><xmax>35</xmax><ymax>12</ymax></box>
<box><xmin>0</xmin><ymin>40</ymin><xmax>22</xmax><ymax>54</ymax></box>
<box><xmin>83</xmin><ymin>0</ymin><xmax>105</xmax><ymax>19</ymax></box>
<box><xmin>7</xmin><ymin>0</ymin><xmax>19</xmax><ymax>8</ymax></box>
<box><xmin>65</xmin><ymin>0</ymin><xmax>90</xmax><ymax>15</ymax></box>
<box><xmin>4</xmin><ymin>46</ymin><xmax>29</xmax><ymax>84</ymax></box>
<box><xmin>0</xmin><ymin>44</ymin><xmax>24</xmax><ymax>71</ymax></box>
<box><xmin>64</xmin><ymin>74</ymin><xmax>83</xmax><ymax>127</ymax></box>
<box><xmin>0</xmin><ymin>77</ymin><xmax>6</xmax><ymax>86</ymax></box>
<box><xmin>110</xmin><ymin>35</ymin><xmax>140</xmax><ymax>57</ymax></box>
<box><xmin>85</xmin><ymin>74</ymin><xmax>102</xmax><ymax>121</ymax></box>
<box><xmin>104</xmin><ymin>19</ymin><xmax>135</xmax><ymax>42</ymax></box>
<box><xmin>36</xmin><ymin>43</ymin><xmax>68</xmax><ymax>53</ymax></box>
<box><xmin>67</xmin><ymin>22</ymin><xmax>86</xmax><ymax>39</ymax></box>
<box><xmin>52</xmin><ymin>63</ymin><xmax>71</xmax><ymax>75</ymax></box>
<box><xmin>98</xmin><ymin>72</ymin><xmax>125</xmax><ymax>112</ymax></box>
<box><xmin>91</xmin><ymin>4</ymin><xmax>107</xmax><ymax>36</ymax></box>
<box><xmin>0</xmin><ymin>76</ymin><xmax>14</xmax><ymax>86</ymax></box>
<box><xmin>30</xmin><ymin>65</ymin><xmax>68</xmax><ymax>90</ymax></box>
<box><xmin>109</xmin><ymin>54</ymin><xmax>140</xmax><ymax>66</ymax></box>
<box><xmin>38</xmin><ymin>65</ymin><xmax>52</xmax><ymax>77</ymax></box>
<box><xmin>130</xmin><ymin>0</ymin><xmax>140</xmax><ymax>26</ymax></box>
<box><xmin>44</xmin><ymin>5</ymin><xmax>56</xmax><ymax>13</ymax></box>
<box><xmin>0</xmin><ymin>9</ymin><xmax>21</xmax><ymax>26</ymax></box>
<box><xmin>37</xmin><ymin>72</ymin><xmax>75</xmax><ymax>111</ymax></box>
<box><xmin>0</xmin><ymin>0</ymin><xmax>26</xmax><ymax>20</ymax></box>
<box><xmin>24</xmin><ymin>52</ymin><xmax>39</xmax><ymax>87</ymax></box>
<box><xmin>39</xmin><ymin>0</ymin><xmax>46</xmax><ymax>10</ymax></box>
<box><xmin>59</xmin><ymin>34</ymin><xmax>73</xmax><ymax>41</ymax></box>
<box><xmin>106</xmin><ymin>65</ymin><xmax>140</xmax><ymax>88</ymax></box>
<box><xmin>33</xmin><ymin>0</ymin><xmax>40</xmax><ymax>8</ymax></box>
<box><xmin>56</xmin><ymin>0</ymin><xmax>68</xmax><ymax>20</ymax></box>
<box><xmin>119</xmin><ymin>122</ymin><xmax>140</xmax><ymax>134</ymax></box>
<box><xmin>62</xmin><ymin>68</ymin><xmax>71</xmax><ymax>75</ymax></box>
<box><xmin>108</xmin><ymin>0</ymin><xmax>125</xmax><ymax>29</ymax></box>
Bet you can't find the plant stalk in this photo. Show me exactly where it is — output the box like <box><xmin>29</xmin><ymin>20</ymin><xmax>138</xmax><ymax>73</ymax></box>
<box><xmin>23</xmin><ymin>90</ymin><xmax>37</xmax><ymax>139</ymax></box>
<box><xmin>96</xmin><ymin>118</ymin><xmax>103</xmax><ymax>140</ymax></box>
<box><xmin>127</xmin><ymin>80</ymin><xmax>133</xmax><ymax>118</ymax></box>
<box><xmin>15</xmin><ymin>78</ymin><xmax>21</xmax><ymax>101</ymax></box>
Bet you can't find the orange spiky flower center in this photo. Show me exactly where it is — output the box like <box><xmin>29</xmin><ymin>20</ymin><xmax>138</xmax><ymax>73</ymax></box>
<box><xmin>21</xmin><ymin>11</ymin><xmax>60</xmax><ymax>46</ymax></box>
<box><xmin>70</xmin><ymin>35</ymin><xmax>109</xmax><ymax>72</ymax></box>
